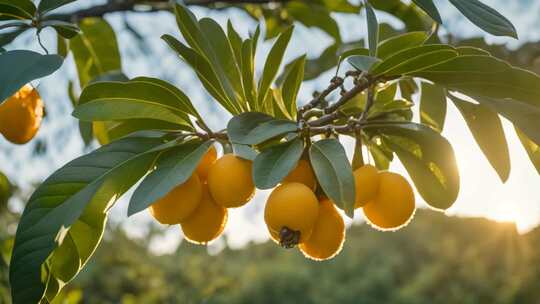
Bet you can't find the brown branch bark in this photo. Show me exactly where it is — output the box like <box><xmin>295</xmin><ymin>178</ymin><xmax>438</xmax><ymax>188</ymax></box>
<box><xmin>47</xmin><ymin>0</ymin><xmax>290</xmax><ymax>22</ymax></box>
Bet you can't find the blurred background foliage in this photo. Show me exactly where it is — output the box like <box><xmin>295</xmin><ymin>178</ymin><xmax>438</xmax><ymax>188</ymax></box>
<box><xmin>3</xmin><ymin>207</ymin><xmax>538</xmax><ymax>304</ymax></box>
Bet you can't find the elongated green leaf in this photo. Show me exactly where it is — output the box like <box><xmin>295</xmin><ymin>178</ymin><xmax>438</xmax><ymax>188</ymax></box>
<box><xmin>516</xmin><ymin>128</ymin><xmax>540</xmax><ymax>175</ymax></box>
<box><xmin>449</xmin><ymin>0</ymin><xmax>517</xmax><ymax>38</ymax></box>
<box><xmin>172</xmin><ymin>4</ymin><xmax>242</xmax><ymax>113</ymax></box>
<box><xmin>348</xmin><ymin>55</ymin><xmax>381</xmax><ymax>72</ymax></box>
<box><xmin>253</xmin><ymin>138</ymin><xmax>304</xmax><ymax>189</ymax></box>
<box><xmin>38</xmin><ymin>0</ymin><xmax>76</xmax><ymax>14</ymax></box>
<box><xmin>375</xmin><ymin>49</ymin><xmax>458</xmax><ymax>76</ymax></box>
<box><xmin>233</xmin><ymin>144</ymin><xmax>258</xmax><ymax>161</ymax></box>
<box><xmin>281</xmin><ymin>55</ymin><xmax>305</xmax><ymax>119</ymax></box>
<box><xmin>420</xmin><ymin>82</ymin><xmax>447</xmax><ymax>132</ymax></box>
<box><xmin>412</xmin><ymin>55</ymin><xmax>540</xmax><ymax>109</ymax></box>
<box><xmin>377</xmin><ymin>31</ymin><xmax>428</xmax><ymax>60</ymax></box>
<box><xmin>287</xmin><ymin>2</ymin><xmax>341</xmax><ymax>42</ymax></box>
<box><xmin>472</xmin><ymin>95</ymin><xmax>540</xmax><ymax>146</ymax></box>
<box><xmin>241</xmin><ymin>38</ymin><xmax>257</xmax><ymax>111</ymax></box>
<box><xmin>337</xmin><ymin>47</ymin><xmax>369</xmax><ymax>72</ymax></box>
<box><xmin>129</xmin><ymin>141</ymin><xmax>213</xmax><ymax>216</ymax></box>
<box><xmin>365</xmin><ymin>1</ymin><xmax>378</xmax><ymax>57</ymax></box>
<box><xmin>370</xmin><ymin>45</ymin><xmax>456</xmax><ymax>76</ymax></box>
<box><xmin>69</xmin><ymin>18</ymin><xmax>121</xmax><ymax>87</ymax></box>
<box><xmin>199</xmin><ymin>18</ymin><xmax>244</xmax><ymax>108</ymax></box>
<box><xmin>365</xmin><ymin>122</ymin><xmax>460</xmax><ymax>210</ymax></box>
<box><xmin>412</xmin><ymin>0</ymin><xmax>442</xmax><ymax>24</ymax></box>
<box><xmin>228</xmin><ymin>112</ymin><xmax>297</xmax><ymax>145</ymax></box>
<box><xmin>0</xmin><ymin>50</ymin><xmax>63</xmax><ymax>104</ymax></box>
<box><xmin>310</xmin><ymin>139</ymin><xmax>355</xmax><ymax>217</ymax></box>
<box><xmin>0</xmin><ymin>0</ymin><xmax>35</xmax><ymax>20</ymax></box>
<box><xmin>227</xmin><ymin>20</ymin><xmax>243</xmax><ymax>67</ymax></box>
<box><xmin>74</xmin><ymin>79</ymin><xmax>193</xmax><ymax>128</ymax></box>
<box><xmin>162</xmin><ymin>34</ymin><xmax>238</xmax><ymax>114</ymax></box>
<box><xmin>258</xmin><ymin>26</ymin><xmax>294</xmax><ymax>107</ymax></box>
<box><xmin>449</xmin><ymin>94</ymin><xmax>510</xmax><ymax>182</ymax></box>
<box><xmin>9</xmin><ymin>135</ymin><xmax>177</xmax><ymax>304</ymax></box>
<box><xmin>41</xmin><ymin>20</ymin><xmax>80</xmax><ymax>39</ymax></box>
<box><xmin>0</xmin><ymin>26</ymin><xmax>29</xmax><ymax>47</ymax></box>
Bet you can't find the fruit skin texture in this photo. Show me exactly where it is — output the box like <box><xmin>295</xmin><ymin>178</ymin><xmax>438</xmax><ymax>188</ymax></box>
<box><xmin>149</xmin><ymin>174</ymin><xmax>202</xmax><ymax>225</ymax></box>
<box><xmin>354</xmin><ymin>165</ymin><xmax>380</xmax><ymax>208</ymax></box>
<box><xmin>283</xmin><ymin>159</ymin><xmax>317</xmax><ymax>190</ymax></box>
<box><xmin>207</xmin><ymin>154</ymin><xmax>255</xmax><ymax>208</ymax></box>
<box><xmin>362</xmin><ymin>172</ymin><xmax>415</xmax><ymax>231</ymax></box>
<box><xmin>299</xmin><ymin>198</ymin><xmax>345</xmax><ymax>261</ymax></box>
<box><xmin>196</xmin><ymin>145</ymin><xmax>217</xmax><ymax>181</ymax></box>
<box><xmin>0</xmin><ymin>85</ymin><xmax>44</xmax><ymax>144</ymax></box>
<box><xmin>264</xmin><ymin>183</ymin><xmax>319</xmax><ymax>245</ymax></box>
<box><xmin>181</xmin><ymin>184</ymin><xmax>228</xmax><ymax>244</ymax></box>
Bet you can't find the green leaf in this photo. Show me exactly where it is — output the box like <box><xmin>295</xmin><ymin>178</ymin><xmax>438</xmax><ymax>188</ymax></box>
<box><xmin>253</xmin><ymin>138</ymin><xmax>304</xmax><ymax>189</ymax></box>
<box><xmin>376</xmin><ymin>31</ymin><xmax>428</xmax><ymax>60</ymax></box>
<box><xmin>412</xmin><ymin>0</ymin><xmax>442</xmax><ymax>24</ymax></box>
<box><xmin>365</xmin><ymin>1</ymin><xmax>379</xmax><ymax>57</ymax></box>
<box><xmin>449</xmin><ymin>94</ymin><xmax>510</xmax><ymax>182</ymax></box>
<box><xmin>281</xmin><ymin>55</ymin><xmax>305</xmax><ymax>119</ymax></box>
<box><xmin>370</xmin><ymin>44</ymin><xmax>457</xmax><ymax>75</ymax></box>
<box><xmin>9</xmin><ymin>135</ymin><xmax>176</xmax><ymax>304</ymax></box>
<box><xmin>472</xmin><ymin>95</ymin><xmax>540</xmax><ymax>146</ymax></box>
<box><xmin>420</xmin><ymin>82</ymin><xmax>447</xmax><ymax>132</ymax></box>
<box><xmin>162</xmin><ymin>34</ymin><xmax>239</xmax><ymax>115</ymax></box>
<box><xmin>38</xmin><ymin>0</ymin><xmax>76</xmax><ymax>15</ymax></box>
<box><xmin>41</xmin><ymin>20</ymin><xmax>80</xmax><ymax>39</ymax></box>
<box><xmin>287</xmin><ymin>2</ymin><xmax>341</xmax><ymax>43</ymax></box>
<box><xmin>57</xmin><ymin>34</ymin><xmax>68</xmax><ymax>57</ymax></box>
<box><xmin>0</xmin><ymin>0</ymin><xmax>35</xmax><ymax>20</ymax></box>
<box><xmin>348</xmin><ymin>55</ymin><xmax>381</xmax><ymax>72</ymax></box>
<box><xmin>227</xmin><ymin>112</ymin><xmax>298</xmax><ymax>145</ymax></box>
<box><xmin>258</xmin><ymin>26</ymin><xmax>294</xmax><ymax>108</ymax></box>
<box><xmin>128</xmin><ymin>141</ymin><xmax>213</xmax><ymax>216</ymax></box>
<box><xmin>241</xmin><ymin>38</ymin><xmax>257</xmax><ymax>111</ymax></box>
<box><xmin>365</xmin><ymin>122</ymin><xmax>460</xmax><ymax>210</ymax></box>
<box><xmin>233</xmin><ymin>144</ymin><xmax>259</xmax><ymax>161</ymax></box>
<box><xmin>199</xmin><ymin>18</ymin><xmax>245</xmax><ymax>108</ymax></box>
<box><xmin>74</xmin><ymin>79</ymin><xmax>193</xmax><ymax>128</ymax></box>
<box><xmin>172</xmin><ymin>4</ymin><xmax>242</xmax><ymax>114</ymax></box>
<box><xmin>412</xmin><ymin>55</ymin><xmax>540</xmax><ymax>110</ymax></box>
<box><xmin>0</xmin><ymin>50</ymin><xmax>63</xmax><ymax>104</ymax></box>
<box><xmin>337</xmin><ymin>47</ymin><xmax>369</xmax><ymax>72</ymax></box>
<box><xmin>0</xmin><ymin>26</ymin><xmax>29</xmax><ymax>47</ymax></box>
<box><xmin>448</xmin><ymin>0</ymin><xmax>517</xmax><ymax>38</ymax></box>
<box><xmin>516</xmin><ymin>128</ymin><xmax>540</xmax><ymax>175</ymax></box>
<box><xmin>310</xmin><ymin>139</ymin><xmax>355</xmax><ymax>217</ymax></box>
<box><xmin>371</xmin><ymin>45</ymin><xmax>458</xmax><ymax>76</ymax></box>
<box><xmin>69</xmin><ymin>18</ymin><xmax>121</xmax><ymax>87</ymax></box>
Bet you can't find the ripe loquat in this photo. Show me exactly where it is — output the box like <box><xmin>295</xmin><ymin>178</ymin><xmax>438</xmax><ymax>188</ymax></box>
<box><xmin>149</xmin><ymin>173</ymin><xmax>202</xmax><ymax>225</ymax></box>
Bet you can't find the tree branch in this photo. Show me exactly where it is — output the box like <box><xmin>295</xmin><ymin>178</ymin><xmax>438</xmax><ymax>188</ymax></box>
<box><xmin>47</xmin><ymin>0</ymin><xmax>290</xmax><ymax>22</ymax></box>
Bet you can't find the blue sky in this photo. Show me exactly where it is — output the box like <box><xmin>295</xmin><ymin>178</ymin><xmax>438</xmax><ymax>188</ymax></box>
<box><xmin>2</xmin><ymin>0</ymin><xmax>540</xmax><ymax>254</ymax></box>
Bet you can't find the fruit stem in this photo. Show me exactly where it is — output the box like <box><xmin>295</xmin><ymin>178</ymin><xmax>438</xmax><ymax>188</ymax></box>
<box><xmin>279</xmin><ymin>227</ymin><xmax>301</xmax><ymax>249</ymax></box>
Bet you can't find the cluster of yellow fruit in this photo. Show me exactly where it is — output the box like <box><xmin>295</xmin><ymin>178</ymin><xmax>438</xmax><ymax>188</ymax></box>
<box><xmin>149</xmin><ymin>146</ymin><xmax>256</xmax><ymax>244</ymax></box>
<box><xmin>265</xmin><ymin>162</ymin><xmax>415</xmax><ymax>261</ymax></box>
<box><xmin>149</xmin><ymin>145</ymin><xmax>416</xmax><ymax>261</ymax></box>
<box><xmin>0</xmin><ymin>85</ymin><xmax>44</xmax><ymax>145</ymax></box>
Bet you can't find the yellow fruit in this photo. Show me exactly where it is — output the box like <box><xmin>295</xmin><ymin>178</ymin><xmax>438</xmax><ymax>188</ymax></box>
<box><xmin>181</xmin><ymin>184</ymin><xmax>228</xmax><ymax>244</ymax></box>
<box><xmin>196</xmin><ymin>145</ymin><xmax>217</xmax><ymax>181</ymax></box>
<box><xmin>283</xmin><ymin>159</ymin><xmax>317</xmax><ymax>190</ymax></box>
<box><xmin>353</xmin><ymin>164</ymin><xmax>380</xmax><ymax>208</ymax></box>
<box><xmin>299</xmin><ymin>198</ymin><xmax>345</xmax><ymax>261</ymax></box>
<box><xmin>264</xmin><ymin>183</ymin><xmax>319</xmax><ymax>247</ymax></box>
<box><xmin>363</xmin><ymin>172</ymin><xmax>415</xmax><ymax>231</ymax></box>
<box><xmin>208</xmin><ymin>154</ymin><xmax>255</xmax><ymax>208</ymax></box>
<box><xmin>0</xmin><ymin>85</ymin><xmax>44</xmax><ymax>144</ymax></box>
<box><xmin>149</xmin><ymin>174</ymin><xmax>202</xmax><ymax>225</ymax></box>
